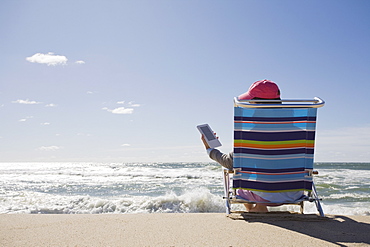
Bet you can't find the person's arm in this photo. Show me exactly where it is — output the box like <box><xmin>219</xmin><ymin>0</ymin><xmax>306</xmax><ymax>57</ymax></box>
<box><xmin>209</xmin><ymin>149</ymin><xmax>233</xmax><ymax>171</ymax></box>
<box><xmin>201</xmin><ymin>135</ymin><xmax>233</xmax><ymax>171</ymax></box>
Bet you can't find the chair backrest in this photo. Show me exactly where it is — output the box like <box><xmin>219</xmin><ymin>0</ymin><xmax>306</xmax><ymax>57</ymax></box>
<box><xmin>233</xmin><ymin>98</ymin><xmax>324</xmax><ymax>193</ymax></box>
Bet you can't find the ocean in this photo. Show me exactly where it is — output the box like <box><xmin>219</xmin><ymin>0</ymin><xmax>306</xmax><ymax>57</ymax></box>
<box><xmin>0</xmin><ymin>162</ymin><xmax>369</xmax><ymax>215</ymax></box>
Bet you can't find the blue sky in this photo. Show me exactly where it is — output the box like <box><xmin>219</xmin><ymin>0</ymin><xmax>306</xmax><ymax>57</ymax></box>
<box><xmin>1</xmin><ymin>0</ymin><xmax>370</xmax><ymax>162</ymax></box>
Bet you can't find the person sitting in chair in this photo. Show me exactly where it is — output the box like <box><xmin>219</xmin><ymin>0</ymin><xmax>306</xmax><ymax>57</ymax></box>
<box><xmin>201</xmin><ymin>79</ymin><xmax>304</xmax><ymax>212</ymax></box>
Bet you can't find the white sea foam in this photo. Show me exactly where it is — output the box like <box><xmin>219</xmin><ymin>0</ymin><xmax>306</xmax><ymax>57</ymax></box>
<box><xmin>1</xmin><ymin>188</ymin><xmax>225</xmax><ymax>214</ymax></box>
<box><xmin>0</xmin><ymin>162</ymin><xmax>369</xmax><ymax>215</ymax></box>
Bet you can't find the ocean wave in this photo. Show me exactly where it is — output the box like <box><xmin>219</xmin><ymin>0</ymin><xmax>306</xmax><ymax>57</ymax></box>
<box><xmin>315</xmin><ymin>162</ymin><xmax>370</xmax><ymax>170</ymax></box>
<box><xmin>2</xmin><ymin>189</ymin><xmax>368</xmax><ymax>216</ymax></box>
<box><xmin>1</xmin><ymin>162</ymin><xmax>370</xmax><ymax>216</ymax></box>
<box><xmin>1</xmin><ymin>188</ymin><xmax>226</xmax><ymax>214</ymax></box>
<box><xmin>322</xmin><ymin>193</ymin><xmax>370</xmax><ymax>201</ymax></box>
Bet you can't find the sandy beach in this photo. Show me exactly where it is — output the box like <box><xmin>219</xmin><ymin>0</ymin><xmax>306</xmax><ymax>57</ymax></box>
<box><xmin>1</xmin><ymin>213</ymin><xmax>369</xmax><ymax>247</ymax></box>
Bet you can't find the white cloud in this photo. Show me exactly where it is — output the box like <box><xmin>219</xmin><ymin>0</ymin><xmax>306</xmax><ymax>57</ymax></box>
<box><xmin>45</xmin><ymin>103</ymin><xmax>57</xmax><ymax>107</ymax></box>
<box><xmin>38</xmin><ymin>146</ymin><xmax>61</xmax><ymax>151</ymax></box>
<box><xmin>128</xmin><ymin>101</ymin><xmax>141</xmax><ymax>107</ymax></box>
<box><xmin>112</xmin><ymin>107</ymin><xmax>134</xmax><ymax>114</ymax></box>
<box><xmin>102</xmin><ymin>101</ymin><xmax>141</xmax><ymax>114</ymax></box>
<box><xmin>77</xmin><ymin>133</ymin><xmax>92</xmax><ymax>137</ymax></box>
<box><xmin>75</xmin><ymin>60</ymin><xmax>85</xmax><ymax>64</ymax></box>
<box><xmin>12</xmin><ymin>99</ymin><xmax>57</xmax><ymax>107</ymax></box>
<box><xmin>102</xmin><ymin>107</ymin><xmax>134</xmax><ymax>114</ymax></box>
<box><xmin>26</xmin><ymin>52</ymin><xmax>68</xmax><ymax>66</ymax></box>
<box><xmin>41</xmin><ymin>122</ymin><xmax>51</xmax><ymax>125</ymax></box>
<box><xmin>18</xmin><ymin>116</ymin><xmax>33</xmax><ymax>122</ymax></box>
<box><xmin>12</xmin><ymin>99</ymin><xmax>41</xmax><ymax>105</ymax></box>
<box><xmin>121</xmin><ymin>144</ymin><xmax>131</xmax><ymax>147</ymax></box>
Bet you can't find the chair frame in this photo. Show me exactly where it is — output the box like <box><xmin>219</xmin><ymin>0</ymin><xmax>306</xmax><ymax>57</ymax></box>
<box><xmin>223</xmin><ymin>97</ymin><xmax>325</xmax><ymax>217</ymax></box>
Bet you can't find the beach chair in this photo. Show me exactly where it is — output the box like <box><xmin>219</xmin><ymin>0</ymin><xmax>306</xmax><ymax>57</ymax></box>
<box><xmin>223</xmin><ymin>97</ymin><xmax>325</xmax><ymax>216</ymax></box>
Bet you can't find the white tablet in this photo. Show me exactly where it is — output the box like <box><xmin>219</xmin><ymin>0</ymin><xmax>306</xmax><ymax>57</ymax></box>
<box><xmin>197</xmin><ymin>124</ymin><xmax>222</xmax><ymax>148</ymax></box>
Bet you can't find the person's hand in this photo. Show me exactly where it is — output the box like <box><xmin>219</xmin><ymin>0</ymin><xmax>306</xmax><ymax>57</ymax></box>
<box><xmin>201</xmin><ymin>135</ymin><xmax>211</xmax><ymax>149</ymax></box>
<box><xmin>201</xmin><ymin>133</ymin><xmax>219</xmax><ymax>149</ymax></box>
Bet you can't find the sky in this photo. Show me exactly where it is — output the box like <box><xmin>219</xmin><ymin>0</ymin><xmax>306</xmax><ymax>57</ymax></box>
<box><xmin>1</xmin><ymin>0</ymin><xmax>370</xmax><ymax>163</ymax></box>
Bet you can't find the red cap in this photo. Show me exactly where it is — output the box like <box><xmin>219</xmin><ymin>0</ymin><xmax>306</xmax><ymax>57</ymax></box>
<box><xmin>238</xmin><ymin>79</ymin><xmax>280</xmax><ymax>100</ymax></box>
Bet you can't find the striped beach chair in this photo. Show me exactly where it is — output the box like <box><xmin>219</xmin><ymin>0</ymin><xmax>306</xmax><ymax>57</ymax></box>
<box><xmin>223</xmin><ymin>97</ymin><xmax>325</xmax><ymax>216</ymax></box>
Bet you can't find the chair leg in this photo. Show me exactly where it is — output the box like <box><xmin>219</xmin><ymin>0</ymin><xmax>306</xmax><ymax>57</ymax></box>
<box><xmin>225</xmin><ymin>195</ymin><xmax>231</xmax><ymax>214</ymax></box>
<box><xmin>223</xmin><ymin>169</ymin><xmax>231</xmax><ymax>214</ymax></box>
<box><xmin>315</xmin><ymin>199</ymin><xmax>324</xmax><ymax>217</ymax></box>
<box><xmin>300</xmin><ymin>201</ymin><xmax>304</xmax><ymax>214</ymax></box>
<box><xmin>312</xmin><ymin>183</ymin><xmax>325</xmax><ymax>217</ymax></box>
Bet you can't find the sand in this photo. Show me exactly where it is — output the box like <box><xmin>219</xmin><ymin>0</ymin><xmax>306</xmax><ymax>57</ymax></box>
<box><xmin>1</xmin><ymin>213</ymin><xmax>370</xmax><ymax>246</ymax></box>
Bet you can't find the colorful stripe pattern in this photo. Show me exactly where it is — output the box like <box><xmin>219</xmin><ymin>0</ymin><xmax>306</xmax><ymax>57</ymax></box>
<box><xmin>233</xmin><ymin>107</ymin><xmax>318</xmax><ymax>192</ymax></box>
